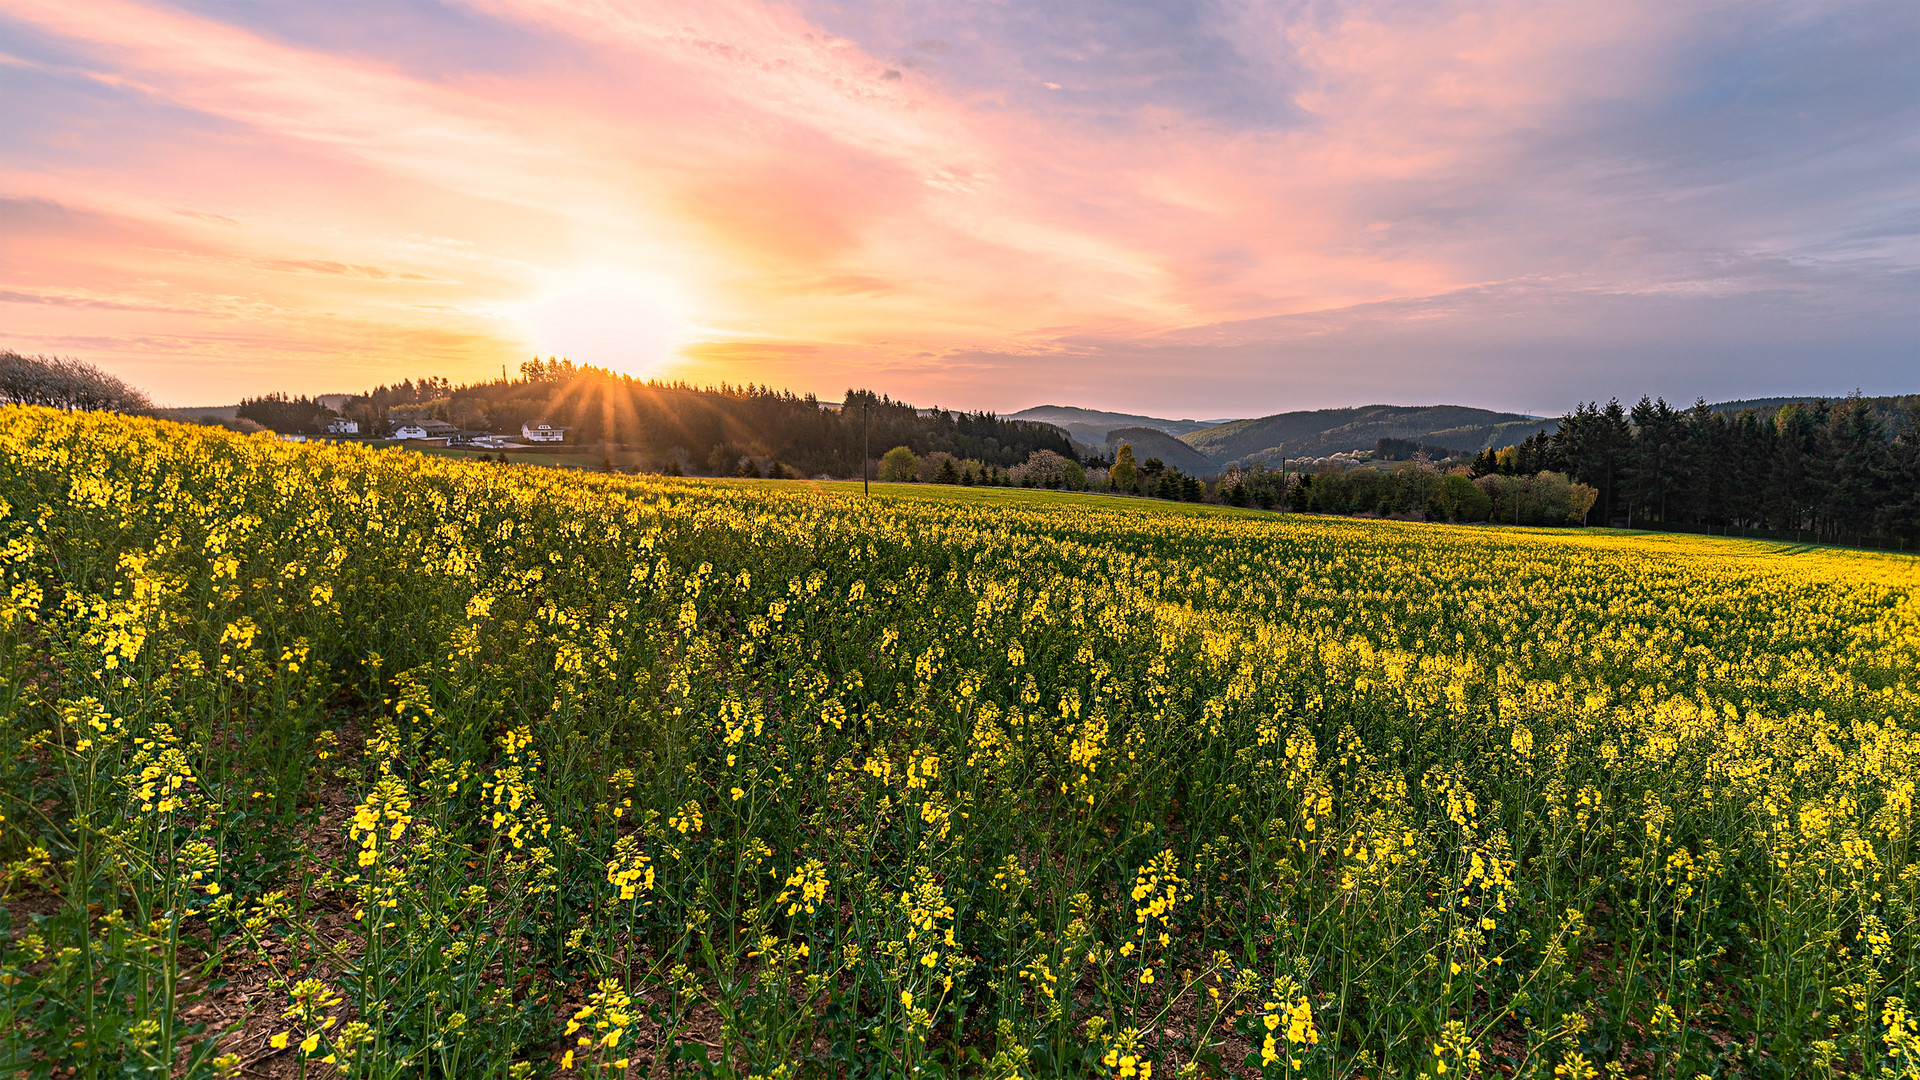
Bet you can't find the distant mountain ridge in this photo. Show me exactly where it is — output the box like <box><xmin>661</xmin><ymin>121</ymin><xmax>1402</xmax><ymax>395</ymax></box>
<box><xmin>1007</xmin><ymin>405</ymin><xmax>1236</xmax><ymax>448</ymax></box>
<box><xmin>1182</xmin><ymin>404</ymin><xmax>1556</xmax><ymax>465</ymax></box>
<box><xmin>1078</xmin><ymin>394</ymin><xmax>1916</xmax><ymax>471</ymax></box>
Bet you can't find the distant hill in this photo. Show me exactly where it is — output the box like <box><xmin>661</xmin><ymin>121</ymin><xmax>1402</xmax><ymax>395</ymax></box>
<box><xmin>1705</xmin><ymin>394</ymin><xmax>1916</xmax><ymax>435</ymax></box>
<box><xmin>1708</xmin><ymin>396</ymin><xmax>1827</xmax><ymax>413</ymax></box>
<box><xmin>1008</xmin><ymin>405</ymin><xmax>1235</xmax><ymax>447</ymax></box>
<box><xmin>1182</xmin><ymin>405</ymin><xmax>1555</xmax><ymax>465</ymax></box>
<box><xmin>1105</xmin><ymin>427</ymin><xmax>1220</xmax><ymax>476</ymax></box>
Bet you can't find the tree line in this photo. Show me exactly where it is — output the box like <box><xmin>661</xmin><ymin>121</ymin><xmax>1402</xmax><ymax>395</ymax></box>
<box><xmin>312</xmin><ymin>360</ymin><xmax>1078</xmax><ymax>476</ymax></box>
<box><xmin>236</xmin><ymin>392</ymin><xmax>337</xmax><ymax>433</ymax></box>
<box><xmin>1478</xmin><ymin>395</ymin><xmax>1920</xmax><ymax>541</ymax></box>
<box><xmin>1202</xmin><ymin>462</ymin><xmax>1597</xmax><ymax>526</ymax></box>
<box><xmin>866</xmin><ymin>442</ymin><xmax>1225</xmax><ymax>502</ymax></box>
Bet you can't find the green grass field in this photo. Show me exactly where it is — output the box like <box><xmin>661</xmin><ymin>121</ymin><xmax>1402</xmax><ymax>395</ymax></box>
<box><xmin>705</xmin><ymin>478</ymin><xmax>1281</xmax><ymax>517</ymax></box>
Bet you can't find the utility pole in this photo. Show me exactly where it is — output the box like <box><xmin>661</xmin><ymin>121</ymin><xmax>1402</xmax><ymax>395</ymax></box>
<box><xmin>862</xmin><ymin>396</ymin><xmax>871</xmax><ymax>496</ymax></box>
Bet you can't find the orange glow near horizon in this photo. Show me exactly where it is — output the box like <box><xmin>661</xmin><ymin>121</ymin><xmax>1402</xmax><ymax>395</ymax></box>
<box><xmin>2</xmin><ymin>0</ymin><xmax>1916</xmax><ymax>413</ymax></box>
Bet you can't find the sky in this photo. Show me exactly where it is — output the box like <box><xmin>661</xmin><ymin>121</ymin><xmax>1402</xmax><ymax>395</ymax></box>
<box><xmin>2</xmin><ymin>1</ymin><xmax>1916</xmax><ymax>415</ymax></box>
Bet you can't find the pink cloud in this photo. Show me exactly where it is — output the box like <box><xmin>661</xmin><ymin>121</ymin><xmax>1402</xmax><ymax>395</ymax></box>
<box><xmin>0</xmin><ymin>0</ymin><xmax>1908</xmax><ymax>411</ymax></box>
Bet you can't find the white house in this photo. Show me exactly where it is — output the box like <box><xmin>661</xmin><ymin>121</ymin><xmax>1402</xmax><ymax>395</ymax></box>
<box><xmin>325</xmin><ymin>418</ymin><xmax>359</xmax><ymax>434</ymax></box>
<box><xmin>392</xmin><ymin>420</ymin><xmax>456</xmax><ymax>439</ymax></box>
<box><xmin>521</xmin><ymin>420</ymin><xmax>568</xmax><ymax>443</ymax></box>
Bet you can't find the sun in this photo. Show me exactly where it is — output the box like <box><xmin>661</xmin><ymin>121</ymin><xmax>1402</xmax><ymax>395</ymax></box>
<box><xmin>518</xmin><ymin>266</ymin><xmax>691</xmax><ymax>376</ymax></box>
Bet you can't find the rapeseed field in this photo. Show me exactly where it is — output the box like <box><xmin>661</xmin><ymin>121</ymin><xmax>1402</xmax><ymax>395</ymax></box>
<box><xmin>2</xmin><ymin>407</ymin><xmax>1916</xmax><ymax>1079</ymax></box>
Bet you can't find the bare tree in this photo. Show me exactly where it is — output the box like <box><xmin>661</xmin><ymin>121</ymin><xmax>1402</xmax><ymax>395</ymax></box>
<box><xmin>0</xmin><ymin>351</ymin><xmax>153</xmax><ymax>414</ymax></box>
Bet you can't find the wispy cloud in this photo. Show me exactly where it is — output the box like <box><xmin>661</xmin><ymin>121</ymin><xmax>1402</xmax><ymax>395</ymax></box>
<box><xmin>0</xmin><ymin>0</ymin><xmax>1914</xmax><ymax>409</ymax></box>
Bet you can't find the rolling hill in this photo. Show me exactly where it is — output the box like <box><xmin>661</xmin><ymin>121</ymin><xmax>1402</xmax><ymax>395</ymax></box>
<box><xmin>1104</xmin><ymin>426</ymin><xmax>1220</xmax><ymax>475</ymax></box>
<box><xmin>1181</xmin><ymin>404</ymin><xmax>1556</xmax><ymax>465</ymax></box>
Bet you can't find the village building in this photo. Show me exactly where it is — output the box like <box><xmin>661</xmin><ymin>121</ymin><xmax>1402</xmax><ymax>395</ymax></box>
<box><xmin>521</xmin><ymin>420</ymin><xmax>568</xmax><ymax>443</ymax></box>
<box><xmin>391</xmin><ymin>419</ymin><xmax>457</xmax><ymax>440</ymax></box>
